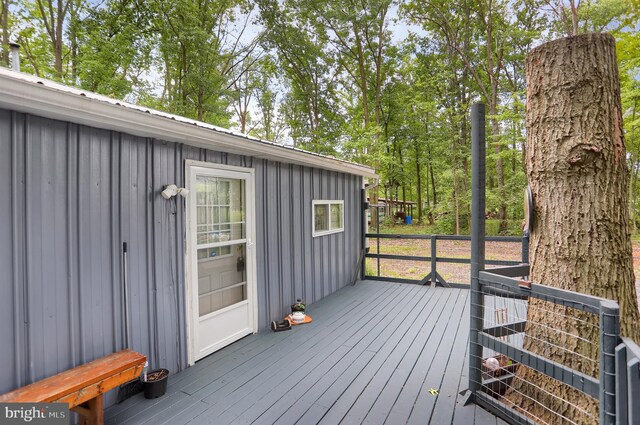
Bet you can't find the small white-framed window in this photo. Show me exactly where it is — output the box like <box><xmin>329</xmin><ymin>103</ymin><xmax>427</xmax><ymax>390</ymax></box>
<box><xmin>312</xmin><ymin>200</ymin><xmax>344</xmax><ymax>237</ymax></box>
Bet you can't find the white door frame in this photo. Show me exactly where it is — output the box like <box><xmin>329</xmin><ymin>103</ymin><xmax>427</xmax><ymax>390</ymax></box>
<box><xmin>184</xmin><ymin>160</ymin><xmax>258</xmax><ymax>365</ymax></box>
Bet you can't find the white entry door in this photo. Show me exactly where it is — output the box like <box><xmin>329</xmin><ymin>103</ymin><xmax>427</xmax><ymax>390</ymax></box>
<box><xmin>186</xmin><ymin>161</ymin><xmax>257</xmax><ymax>364</ymax></box>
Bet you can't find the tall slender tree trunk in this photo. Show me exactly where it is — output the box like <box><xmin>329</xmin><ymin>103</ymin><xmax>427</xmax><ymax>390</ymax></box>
<box><xmin>452</xmin><ymin>121</ymin><xmax>461</xmax><ymax>235</ymax></box>
<box><xmin>630</xmin><ymin>101</ymin><xmax>638</xmax><ymax>232</ymax></box>
<box><xmin>399</xmin><ymin>145</ymin><xmax>406</xmax><ymax>217</ymax></box>
<box><xmin>353</xmin><ymin>28</ymin><xmax>369</xmax><ymax>129</ymax></box>
<box><xmin>54</xmin><ymin>0</ymin><xmax>65</xmax><ymax>78</ymax></box>
<box><xmin>414</xmin><ymin>137</ymin><xmax>422</xmax><ymax>223</ymax></box>
<box><xmin>482</xmin><ymin>2</ymin><xmax>506</xmax><ymax>228</ymax></box>
<box><xmin>1</xmin><ymin>0</ymin><xmax>8</xmax><ymax>66</ymax></box>
<box><xmin>69</xmin><ymin>0</ymin><xmax>79</xmax><ymax>82</ymax></box>
<box><xmin>429</xmin><ymin>160</ymin><xmax>437</xmax><ymax>207</ymax></box>
<box><xmin>424</xmin><ymin>140</ymin><xmax>431</xmax><ymax>223</ymax></box>
<box><xmin>489</xmin><ymin>105</ymin><xmax>506</xmax><ymax>227</ymax></box>
<box><xmin>512</xmin><ymin>102</ymin><xmax>520</xmax><ymax>174</ymax></box>
<box><xmin>506</xmin><ymin>33</ymin><xmax>640</xmax><ymax>424</ymax></box>
<box><xmin>460</xmin><ymin>108</ymin><xmax>469</xmax><ymax>194</ymax></box>
<box><xmin>36</xmin><ymin>0</ymin><xmax>66</xmax><ymax>78</ymax></box>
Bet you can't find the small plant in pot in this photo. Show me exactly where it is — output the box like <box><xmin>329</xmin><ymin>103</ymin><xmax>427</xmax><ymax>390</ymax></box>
<box><xmin>290</xmin><ymin>299</ymin><xmax>307</xmax><ymax>323</ymax></box>
<box><xmin>142</xmin><ymin>366</ymin><xmax>169</xmax><ymax>399</ymax></box>
<box><xmin>291</xmin><ymin>299</ymin><xmax>306</xmax><ymax>313</ymax></box>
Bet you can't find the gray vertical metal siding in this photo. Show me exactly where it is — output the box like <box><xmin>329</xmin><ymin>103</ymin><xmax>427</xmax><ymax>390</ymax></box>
<box><xmin>0</xmin><ymin>108</ymin><xmax>363</xmax><ymax>404</ymax></box>
<box><xmin>252</xmin><ymin>162</ymin><xmax>361</xmax><ymax>328</ymax></box>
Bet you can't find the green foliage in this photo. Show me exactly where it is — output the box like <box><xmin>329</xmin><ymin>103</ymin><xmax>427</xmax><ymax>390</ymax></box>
<box><xmin>3</xmin><ymin>0</ymin><xmax>640</xmax><ymax>235</ymax></box>
<box><xmin>150</xmin><ymin>0</ymin><xmax>251</xmax><ymax>125</ymax></box>
<box><xmin>375</xmin><ymin>219</ymin><xmax>522</xmax><ymax>236</ymax></box>
<box><xmin>257</xmin><ymin>0</ymin><xmax>346</xmax><ymax>151</ymax></box>
<box><xmin>76</xmin><ymin>0</ymin><xmax>154</xmax><ymax>99</ymax></box>
<box><xmin>485</xmin><ymin>219</ymin><xmax>523</xmax><ymax>237</ymax></box>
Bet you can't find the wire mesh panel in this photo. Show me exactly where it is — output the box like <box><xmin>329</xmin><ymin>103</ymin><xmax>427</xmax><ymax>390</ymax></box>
<box><xmin>470</xmin><ymin>266</ymin><xmax>620</xmax><ymax>425</ymax></box>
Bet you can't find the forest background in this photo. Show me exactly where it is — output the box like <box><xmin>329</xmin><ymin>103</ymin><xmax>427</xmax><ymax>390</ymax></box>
<box><xmin>1</xmin><ymin>0</ymin><xmax>639</xmax><ymax>236</ymax></box>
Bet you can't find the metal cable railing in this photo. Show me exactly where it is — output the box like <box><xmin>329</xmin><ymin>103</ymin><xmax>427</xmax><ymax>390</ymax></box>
<box><xmin>462</xmin><ymin>102</ymin><xmax>637</xmax><ymax>425</ymax></box>
<box><xmin>468</xmin><ymin>264</ymin><xmax>620</xmax><ymax>425</ymax></box>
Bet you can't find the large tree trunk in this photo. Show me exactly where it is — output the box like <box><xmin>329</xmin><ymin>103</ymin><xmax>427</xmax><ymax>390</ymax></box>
<box><xmin>507</xmin><ymin>33</ymin><xmax>640</xmax><ymax>424</ymax></box>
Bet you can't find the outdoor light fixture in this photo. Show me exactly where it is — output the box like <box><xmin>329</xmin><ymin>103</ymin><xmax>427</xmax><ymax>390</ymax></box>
<box><xmin>161</xmin><ymin>184</ymin><xmax>189</xmax><ymax>199</ymax></box>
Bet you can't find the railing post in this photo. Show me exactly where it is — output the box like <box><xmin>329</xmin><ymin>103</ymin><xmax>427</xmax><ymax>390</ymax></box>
<box><xmin>431</xmin><ymin>235</ymin><xmax>437</xmax><ymax>285</ymax></box>
<box><xmin>361</xmin><ymin>187</ymin><xmax>367</xmax><ymax>280</ymax></box>
<box><xmin>376</xmin><ymin>205</ymin><xmax>381</xmax><ymax>277</ymax></box>
<box><xmin>615</xmin><ymin>344</ymin><xmax>628</xmax><ymax>425</ymax></box>
<box><xmin>600</xmin><ymin>300</ymin><xmax>620</xmax><ymax>425</ymax></box>
<box><xmin>521</xmin><ymin>229</ymin><xmax>530</xmax><ymax>265</ymax></box>
<box><xmin>629</xmin><ymin>357</ymin><xmax>640</xmax><ymax>424</ymax></box>
<box><xmin>469</xmin><ymin>103</ymin><xmax>486</xmax><ymax>396</ymax></box>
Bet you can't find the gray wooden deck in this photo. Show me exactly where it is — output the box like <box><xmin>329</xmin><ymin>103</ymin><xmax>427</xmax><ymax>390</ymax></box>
<box><xmin>105</xmin><ymin>281</ymin><xmax>506</xmax><ymax>425</ymax></box>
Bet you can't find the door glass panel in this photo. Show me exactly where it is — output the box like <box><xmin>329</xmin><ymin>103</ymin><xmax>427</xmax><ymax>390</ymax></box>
<box><xmin>195</xmin><ymin>176</ymin><xmax>246</xmax><ymax>245</ymax></box>
<box><xmin>220</xmin><ymin>206</ymin><xmax>230</xmax><ymax>223</ymax></box>
<box><xmin>197</xmin><ymin>241</ymin><xmax>247</xmax><ymax>317</ymax></box>
<box><xmin>229</xmin><ymin>223</ymin><xmax>245</xmax><ymax>240</ymax></box>
<box><xmin>196</xmin><ymin>174</ymin><xmax>247</xmax><ymax>317</ymax></box>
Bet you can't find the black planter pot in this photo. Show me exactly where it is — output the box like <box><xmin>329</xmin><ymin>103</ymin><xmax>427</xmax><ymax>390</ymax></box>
<box><xmin>143</xmin><ymin>368</ymin><xmax>169</xmax><ymax>399</ymax></box>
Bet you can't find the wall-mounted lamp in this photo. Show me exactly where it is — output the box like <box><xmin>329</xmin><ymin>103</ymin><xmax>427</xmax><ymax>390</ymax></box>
<box><xmin>161</xmin><ymin>184</ymin><xmax>189</xmax><ymax>199</ymax></box>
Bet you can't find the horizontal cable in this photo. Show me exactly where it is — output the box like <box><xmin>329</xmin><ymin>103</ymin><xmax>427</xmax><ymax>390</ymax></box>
<box><xmin>478</xmin><ymin>273</ymin><xmax>607</xmax><ymax>314</ymax></box>
<box><xmin>477</xmin><ymin>332</ymin><xmax>600</xmax><ymax>398</ymax></box>
<box><xmin>472</xmin><ymin>361</ymin><xmax>598</xmax><ymax>420</ymax></box>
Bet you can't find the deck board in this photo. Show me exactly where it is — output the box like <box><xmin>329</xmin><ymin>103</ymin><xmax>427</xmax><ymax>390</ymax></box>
<box><xmin>218</xmin><ymin>285</ymin><xmax>426</xmax><ymax>425</ymax></box>
<box><xmin>451</xmin><ymin>343</ymin><xmax>477</xmax><ymax>425</ymax></box>
<box><xmin>201</xmin><ymin>284</ymin><xmax>415</xmax><ymax>423</ymax></box>
<box><xmin>404</xmin><ymin>290</ymin><xmax>469</xmax><ymax>425</ymax></box>
<box><xmin>331</xmin><ymin>289</ymin><xmax>453</xmax><ymax>425</ymax></box>
<box><xmin>384</xmin><ymin>289</ymin><xmax>464</xmax><ymax>425</ymax></box>
<box><xmin>279</xmin><ymin>287</ymin><xmax>446</xmax><ymax>425</ymax></box>
<box><xmin>106</xmin><ymin>281</ymin><xmax>503</xmax><ymax>425</ymax></box>
<box><xmin>323</xmin><ymin>289</ymin><xmax>449</xmax><ymax>423</ymax></box>
<box><xmin>424</xmin><ymin>296</ymin><xmax>470</xmax><ymax>425</ymax></box>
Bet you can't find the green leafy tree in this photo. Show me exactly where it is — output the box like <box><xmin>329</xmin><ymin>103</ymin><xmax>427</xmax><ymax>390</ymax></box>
<box><xmin>18</xmin><ymin>0</ymin><xmax>74</xmax><ymax>79</ymax></box>
<box><xmin>249</xmin><ymin>56</ymin><xmax>285</xmax><ymax>142</ymax></box>
<box><xmin>75</xmin><ymin>0</ymin><xmax>154</xmax><ymax>98</ymax></box>
<box><xmin>151</xmin><ymin>0</ymin><xmax>258</xmax><ymax>125</ymax></box>
<box><xmin>1</xmin><ymin>0</ymin><xmax>10</xmax><ymax>66</ymax></box>
<box><xmin>258</xmin><ymin>0</ymin><xmax>344</xmax><ymax>154</ymax></box>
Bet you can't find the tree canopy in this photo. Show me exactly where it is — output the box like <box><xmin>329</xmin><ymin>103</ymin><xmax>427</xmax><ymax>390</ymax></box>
<box><xmin>1</xmin><ymin>0</ymin><xmax>639</xmax><ymax>234</ymax></box>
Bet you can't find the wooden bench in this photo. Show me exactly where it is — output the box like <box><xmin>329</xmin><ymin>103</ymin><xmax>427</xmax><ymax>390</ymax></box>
<box><xmin>0</xmin><ymin>349</ymin><xmax>146</xmax><ymax>425</ymax></box>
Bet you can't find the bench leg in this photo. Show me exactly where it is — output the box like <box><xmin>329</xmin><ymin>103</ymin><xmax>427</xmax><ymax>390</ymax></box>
<box><xmin>77</xmin><ymin>395</ymin><xmax>104</xmax><ymax>425</ymax></box>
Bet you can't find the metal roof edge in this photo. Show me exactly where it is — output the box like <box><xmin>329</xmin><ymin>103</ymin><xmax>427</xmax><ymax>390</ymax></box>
<box><xmin>0</xmin><ymin>68</ymin><xmax>378</xmax><ymax>179</ymax></box>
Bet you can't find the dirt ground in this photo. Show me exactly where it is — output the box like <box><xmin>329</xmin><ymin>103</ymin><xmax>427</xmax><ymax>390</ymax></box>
<box><xmin>366</xmin><ymin>238</ymin><xmax>640</xmax><ymax>307</ymax></box>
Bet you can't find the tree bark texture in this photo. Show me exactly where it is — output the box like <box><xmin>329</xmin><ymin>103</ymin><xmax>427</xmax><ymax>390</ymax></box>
<box><xmin>506</xmin><ymin>33</ymin><xmax>640</xmax><ymax>424</ymax></box>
